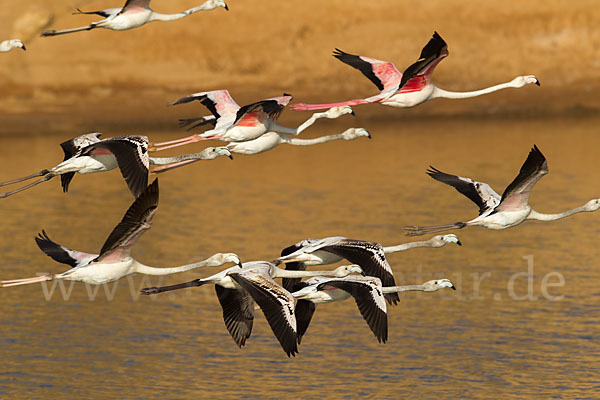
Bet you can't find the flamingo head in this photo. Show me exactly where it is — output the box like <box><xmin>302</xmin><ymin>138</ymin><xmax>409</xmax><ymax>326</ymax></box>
<box><xmin>431</xmin><ymin>234</ymin><xmax>461</xmax><ymax>246</ymax></box>
<box><xmin>341</xmin><ymin>128</ymin><xmax>371</xmax><ymax>140</ymax></box>
<box><xmin>423</xmin><ymin>279</ymin><xmax>456</xmax><ymax>292</ymax></box>
<box><xmin>205</xmin><ymin>0</ymin><xmax>229</xmax><ymax>10</ymax></box>
<box><xmin>324</xmin><ymin>106</ymin><xmax>355</xmax><ymax>118</ymax></box>
<box><xmin>333</xmin><ymin>264</ymin><xmax>365</xmax><ymax>277</ymax></box>
<box><xmin>584</xmin><ymin>199</ymin><xmax>600</xmax><ymax>212</ymax></box>
<box><xmin>203</xmin><ymin>146</ymin><xmax>233</xmax><ymax>160</ymax></box>
<box><xmin>511</xmin><ymin>75</ymin><xmax>540</xmax><ymax>88</ymax></box>
<box><xmin>208</xmin><ymin>252</ymin><xmax>241</xmax><ymax>268</ymax></box>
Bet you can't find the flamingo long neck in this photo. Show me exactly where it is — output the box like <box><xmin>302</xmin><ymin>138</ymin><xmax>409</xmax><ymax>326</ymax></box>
<box><xmin>149</xmin><ymin>152</ymin><xmax>212</xmax><ymax>165</ymax></box>
<box><xmin>430</xmin><ymin>81</ymin><xmax>517</xmax><ymax>100</ymax></box>
<box><xmin>133</xmin><ymin>258</ymin><xmax>222</xmax><ymax>276</ymax></box>
<box><xmin>383</xmin><ymin>240</ymin><xmax>433</xmax><ymax>253</ymax></box>
<box><xmin>150</xmin><ymin>2</ymin><xmax>218</xmax><ymax>21</ymax></box>
<box><xmin>269</xmin><ymin>121</ymin><xmax>298</xmax><ymax>136</ymax></box>
<box><xmin>382</xmin><ymin>284</ymin><xmax>427</xmax><ymax>293</ymax></box>
<box><xmin>527</xmin><ymin>206</ymin><xmax>589</xmax><ymax>221</ymax></box>
<box><xmin>272</xmin><ymin>267</ymin><xmax>346</xmax><ymax>279</ymax></box>
<box><xmin>285</xmin><ymin>133</ymin><xmax>346</xmax><ymax>146</ymax></box>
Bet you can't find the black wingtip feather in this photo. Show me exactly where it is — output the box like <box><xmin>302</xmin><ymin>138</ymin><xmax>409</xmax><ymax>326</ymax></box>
<box><xmin>35</xmin><ymin>230</ymin><xmax>79</xmax><ymax>268</ymax></box>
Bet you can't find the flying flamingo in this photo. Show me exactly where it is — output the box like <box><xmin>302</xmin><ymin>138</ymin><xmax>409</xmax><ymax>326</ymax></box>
<box><xmin>0</xmin><ymin>179</ymin><xmax>241</xmax><ymax>288</ymax></box>
<box><xmin>292</xmin><ymin>277</ymin><xmax>456</xmax><ymax>344</ymax></box>
<box><xmin>0</xmin><ymin>39</ymin><xmax>26</xmax><ymax>52</ymax></box>
<box><xmin>0</xmin><ymin>133</ymin><xmax>231</xmax><ymax>198</ymax></box>
<box><xmin>405</xmin><ymin>145</ymin><xmax>600</xmax><ymax>236</ymax></box>
<box><xmin>273</xmin><ymin>236</ymin><xmax>400</xmax><ymax>305</ymax></box>
<box><xmin>222</xmin><ymin>127</ymin><xmax>370</xmax><ymax>156</ymax></box>
<box><xmin>141</xmin><ymin>261</ymin><xmax>364</xmax><ymax>356</ymax></box>
<box><xmin>292</xmin><ymin>31</ymin><xmax>539</xmax><ymax>111</ymax></box>
<box><xmin>41</xmin><ymin>0</ymin><xmax>228</xmax><ymax>37</ymax></box>
<box><xmin>149</xmin><ymin>90</ymin><xmax>355</xmax><ymax>152</ymax></box>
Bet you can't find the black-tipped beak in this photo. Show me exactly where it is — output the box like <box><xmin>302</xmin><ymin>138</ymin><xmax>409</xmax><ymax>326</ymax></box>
<box><xmin>350</xmin><ymin>110</ymin><xmax>355</xmax><ymax>116</ymax></box>
<box><xmin>228</xmin><ymin>154</ymin><xmax>233</xmax><ymax>160</ymax></box>
<box><xmin>367</xmin><ymin>132</ymin><xmax>372</xmax><ymax>139</ymax></box>
<box><xmin>237</xmin><ymin>261</ymin><xmax>243</xmax><ymax>268</ymax></box>
<box><xmin>360</xmin><ymin>271</ymin><xmax>366</xmax><ymax>276</ymax></box>
<box><xmin>451</xmin><ymin>285</ymin><xmax>456</xmax><ymax>290</ymax></box>
<box><xmin>21</xmin><ymin>45</ymin><xmax>26</xmax><ymax>51</ymax></box>
<box><xmin>224</xmin><ymin>3</ymin><xmax>229</xmax><ymax>10</ymax></box>
<box><xmin>535</xmin><ymin>79</ymin><xmax>540</xmax><ymax>86</ymax></box>
<box><xmin>456</xmin><ymin>240</ymin><xmax>462</xmax><ymax>246</ymax></box>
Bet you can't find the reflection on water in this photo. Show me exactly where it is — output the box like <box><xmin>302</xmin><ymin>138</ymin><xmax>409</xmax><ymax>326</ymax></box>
<box><xmin>0</xmin><ymin>116</ymin><xmax>598</xmax><ymax>398</ymax></box>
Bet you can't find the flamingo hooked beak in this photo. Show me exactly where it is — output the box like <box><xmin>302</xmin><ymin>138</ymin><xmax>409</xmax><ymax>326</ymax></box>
<box><xmin>21</xmin><ymin>45</ymin><xmax>26</xmax><ymax>51</ymax></box>
<box><xmin>224</xmin><ymin>3</ymin><xmax>229</xmax><ymax>10</ymax></box>
<box><xmin>456</xmin><ymin>240</ymin><xmax>462</xmax><ymax>246</ymax></box>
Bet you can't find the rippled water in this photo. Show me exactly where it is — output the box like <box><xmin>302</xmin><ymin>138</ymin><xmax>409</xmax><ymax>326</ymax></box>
<box><xmin>0</xmin><ymin>116</ymin><xmax>598</xmax><ymax>398</ymax></box>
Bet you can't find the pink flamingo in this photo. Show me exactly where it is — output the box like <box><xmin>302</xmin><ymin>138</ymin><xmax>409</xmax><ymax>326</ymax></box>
<box><xmin>405</xmin><ymin>145</ymin><xmax>600</xmax><ymax>236</ymax></box>
<box><xmin>150</xmin><ymin>90</ymin><xmax>354</xmax><ymax>152</ymax></box>
<box><xmin>41</xmin><ymin>0</ymin><xmax>228</xmax><ymax>37</ymax></box>
<box><xmin>292</xmin><ymin>32</ymin><xmax>539</xmax><ymax>111</ymax></box>
<box><xmin>0</xmin><ymin>179</ymin><xmax>241</xmax><ymax>288</ymax></box>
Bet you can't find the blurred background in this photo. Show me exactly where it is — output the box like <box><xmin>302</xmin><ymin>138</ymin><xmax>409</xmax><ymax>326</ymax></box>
<box><xmin>0</xmin><ymin>0</ymin><xmax>598</xmax><ymax>135</ymax></box>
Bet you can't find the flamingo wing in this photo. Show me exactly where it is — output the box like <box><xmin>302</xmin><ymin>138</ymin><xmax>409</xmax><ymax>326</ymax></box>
<box><xmin>427</xmin><ymin>166</ymin><xmax>501</xmax><ymax>215</ymax></box>
<box><xmin>233</xmin><ymin>94</ymin><xmax>292</xmax><ymax>125</ymax></box>
<box><xmin>121</xmin><ymin>0</ymin><xmax>151</xmax><ymax>13</ymax></box>
<box><xmin>215</xmin><ymin>285</ymin><xmax>255</xmax><ymax>348</ymax></box>
<box><xmin>178</xmin><ymin>115</ymin><xmax>217</xmax><ymax>131</ymax></box>
<box><xmin>35</xmin><ymin>230</ymin><xmax>98</xmax><ymax>268</ymax></box>
<box><xmin>83</xmin><ymin>136</ymin><xmax>149</xmax><ymax>198</ymax></box>
<box><xmin>398</xmin><ymin>31</ymin><xmax>449</xmax><ymax>92</ymax></box>
<box><xmin>172</xmin><ymin>90</ymin><xmax>240</xmax><ymax>119</ymax></box>
<box><xmin>497</xmin><ymin>145</ymin><xmax>548</xmax><ymax>212</ymax></box>
<box><xmin>96</xmin><ymin>179</ymin><xmax>158</xmax><ymax>262</ymax></box>
<box><xmin>318</xmin><ymin>277</ymin><xmax>387</xmax><ymax>343</ymax></box>
<box><xmin>320</xmin><ymin>239</ymin><xmax>399</xmax><ymax>305</ymax></box>
<box><xmin>229</xmin><ymin>270</ymin><xmax>298</xmax><ymax>357</ymax></box>
<box><xmin>294</xmin><ymin>299</ymin><xmax>316</xmax><ymax>344</ymax></box>
<box><xmin>333</xmin><ymin>49</ymin><xmax>402</xmax><ymax>92</ymax></box>
<box><xmin>59</xmin><ymin>132</ymin><xmax>103</xmax><ymax>192</ymax></box>
<box><xmin>73</xmin><ymin>8</ymin><xmax>122</xmax><ymax>18</ymax></box>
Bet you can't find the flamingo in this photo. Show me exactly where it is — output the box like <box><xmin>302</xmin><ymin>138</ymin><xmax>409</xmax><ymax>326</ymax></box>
<box><xmin>224</xmin><ymin>128</ymin><xmax>371</xmax><ymax>156</ymax></box>
<box><xmin>0</xmin><ymin>39</ymin><xmax>26</xmax><ymax>52</ymax></box>
<box><xmin>150</xmin><ymin>90</ymin><xmax>355</xmax><ymax>151</ymax></box>
<box><xmin>0</xmin><ymin>179</ymin><xmax>241</xmax><ymax>288</ymax></box>
<box><xmin>0</xmin><ymin>133</ymin><xmax>231</xmax><ymax>198</ymax></box>
<box><xmin>273</xmin><ymin>236</ymin><xmax>400</xmax><ymax>305</ymax></box>
<box><xmin>292</xmin><ymin>277</ymin><xmax>456</xmax><ymax>344</ymax></box>
<box><xmin>405</xmin><ymin>145</ymin><xmax>600</xmax><ymax>236</ymax></box>
<box><xmin>292</xmin><ymin>31</ymin><xmax>539</xmax><ymax>111</ymax></box>
<box><xmin>41</xmin><ymin>0</ymin><xmax>228</xmax><ymax>37</ymax></box>
<box><xmin>0</xmin><ymin>134</ymin><xmax>149</xmax><ymax>198</ymax></box>
<box><xmin>141</xmin><ymin>262</ymin><xmax>364</xmax><ymax>356</ymax></box>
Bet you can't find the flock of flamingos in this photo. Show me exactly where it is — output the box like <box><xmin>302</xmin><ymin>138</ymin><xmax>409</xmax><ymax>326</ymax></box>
<box><xmin>1</xmin><ymin>0</ymin><xmax>598</xmax><ymax>357</ymax></box>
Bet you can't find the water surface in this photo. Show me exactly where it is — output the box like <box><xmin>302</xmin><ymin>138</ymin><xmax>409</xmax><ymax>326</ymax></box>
<box><xmin>0</xmin><ymin>116</ymin><xmax>598</xmax><ymax>398</ymax></box>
